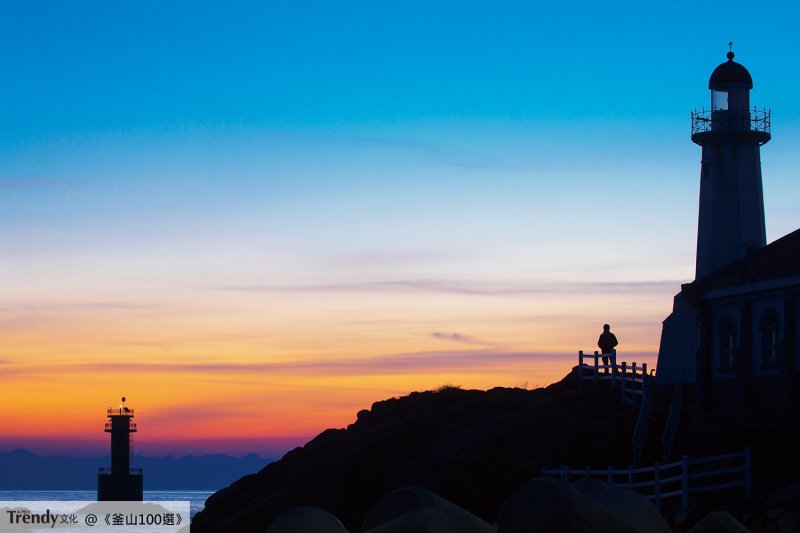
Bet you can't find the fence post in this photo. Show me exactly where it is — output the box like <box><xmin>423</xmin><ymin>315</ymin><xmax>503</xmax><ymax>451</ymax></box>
<box><xmin>681</xmin><ymin>455</ymin><xmax>689</xmax><ymax>509</ymax></box>
<box><xmin>628</xmin><ymin>464</ymin><xmax>634</xmax><ymax>490</ymax></box>
<box><xmin>578</xmin><ymin>351</ymin><xmax>584</xmax><ymax>389</ymax></box>
<box><xmin>641</xmin><ymin>363</ymin><xmax>647</xmax><ymax>399</ymax></box>
<box><xmin>621</xmin><ymin>362</ymin><xmax>627</xmax><ymax>403</ymax></box>
<box><xmin>608</xmin><ymin>466</ymin><xmax>614</xmax><ymax>488</ymax></box>
<box><xmin>561</xmin><ymin>465</ymin><xmax>568</xmax><ymax>483</ymax></box>
<box><xmin>611</xmin><ymin>349</ymin><xmax>617</xmax><ymax>387</ymax></box>
<box><xmin>594</xmin><ymin>351</ymin><xmax>599</xmax><ymax>386</ymax></box>
<box><xmin>654</xmin><ymin>461</ymin><xmax>662</xmax><ymax>511</ymax></box>
<box><xmin>745</xmin><ymin>447</ymin><xmax>752</xmax><ymax>499</ymax></box>
<box><xmin>584</xmin><ymin>466</ymin><xmax>590</xmax><ymax>479</ymax></box>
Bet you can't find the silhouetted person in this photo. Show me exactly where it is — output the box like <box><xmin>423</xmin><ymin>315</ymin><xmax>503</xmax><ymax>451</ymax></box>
<box><xmin>598</xmin><ymin>324</ymin><xmax>618</xmax><ymax>374</ymax></box>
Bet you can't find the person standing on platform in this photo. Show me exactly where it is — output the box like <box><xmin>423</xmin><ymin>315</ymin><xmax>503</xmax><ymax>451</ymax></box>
<box><xmin>598</xmin><ymin>324</ymin><xmax>618</xmax><ymax>374</ymax></box>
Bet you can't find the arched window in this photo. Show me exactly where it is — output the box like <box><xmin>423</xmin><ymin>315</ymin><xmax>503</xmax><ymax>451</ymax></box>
<box><xmin>718</xmin><ymin>316</ymin><xmax>737</xmax><ymax>371</ymax></box>
<box><xmin>760</xmin><ymin>310</ymin><xmax>781</xmax><ymax>368</ymax></box>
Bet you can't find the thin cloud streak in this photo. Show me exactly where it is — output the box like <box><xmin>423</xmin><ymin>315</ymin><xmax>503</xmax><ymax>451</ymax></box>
<box><xmin>430</xmin><ymin>331</ymin><xmax>498</xmax><ymax>347</ymax></box>
<box><xmin>0</xmin><ymin>178</ymin><xmax>74</xmax><ymax>189</ymax></box>
<box><xmin>304</xmin><ymin>132</ymin><xmax>512</xmax><ymax>171</ymax></box>
<box><xmin>0</xmin><ymin>301</ymin><xmax>161</xmax><ymax>313</ymax></box>
<box><xmin>215</xmin><ymin>278</ymin><xmax>682</xmax><ymax>296</ymax></box>
<box><xmin>0</xmin><ymin>349</ymin><xmax>608</xmax><ymax>378</ymax></box>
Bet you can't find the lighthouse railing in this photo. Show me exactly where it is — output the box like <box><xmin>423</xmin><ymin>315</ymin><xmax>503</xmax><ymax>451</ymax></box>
<box><xmin>104</xmin><ymin>422</ymin><xmax>137</xmax><ymax>432</ymax></box>
<box><xmin>107</xmin><ymin>408</ymin><xmax>135</xmax><ymax>417</ymax></box>
<box><xmin>691</xmin><ymin>107</ymin><xmax>770</xmax><ymax>135</ymax></box>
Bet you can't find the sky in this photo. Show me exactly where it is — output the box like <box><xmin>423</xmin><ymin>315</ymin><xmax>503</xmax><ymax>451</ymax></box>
<box><xmin>2</xmin><ymin>1</ymin><xmax>800</xmax><ymax>457</ymax></box>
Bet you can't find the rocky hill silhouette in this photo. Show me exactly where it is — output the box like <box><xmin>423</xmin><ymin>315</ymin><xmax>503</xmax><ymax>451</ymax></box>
<box><xmin>192</xmin><ymin>369</ymin><xmax>637</xmax><ymax>532</ymax></box>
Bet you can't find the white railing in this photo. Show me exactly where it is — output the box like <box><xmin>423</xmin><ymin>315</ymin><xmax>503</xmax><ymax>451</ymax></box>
<box><xmin>577</xmin><ymin>350</ymin><xmax>651</xmax><ymax>405</ymax></box>
<box><xmin>542</xmin><ymin>448</ymin><xmax>752</xmax><ymax>511</ymax></box>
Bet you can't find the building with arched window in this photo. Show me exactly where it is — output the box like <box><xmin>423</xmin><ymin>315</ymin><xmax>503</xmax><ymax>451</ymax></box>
<box><xmin>655</xmin><ymin>51</ymin><xmax>800</xmax><ymax>411</ymax></box>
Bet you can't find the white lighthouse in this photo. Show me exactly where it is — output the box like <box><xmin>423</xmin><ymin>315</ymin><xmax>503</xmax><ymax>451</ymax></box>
<box><xmin>646</xmin><ymin>48</ymin><xmax>800</xmax><ymax>465</ymax></box>
<box><xmin>691</xmin><ymin>47</ymin><xmax>771</xmax><ymax>279</ymax></box>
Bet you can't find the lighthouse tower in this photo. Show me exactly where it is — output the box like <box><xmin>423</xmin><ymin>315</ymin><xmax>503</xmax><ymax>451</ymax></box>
<box><xmin>692</xmin><ymin>47</ymin><xmax>771</xmax><ymax>279</ymax></box>
<box><xmin>97</xmin><ymin>397</ymin><xmax>143</xmax><ymax>501</ymax></box>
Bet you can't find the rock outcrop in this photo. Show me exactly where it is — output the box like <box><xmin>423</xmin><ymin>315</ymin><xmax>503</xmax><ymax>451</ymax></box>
<box><xmin>192</xmin><ymin>369</ymin><xmax>635</xmax><ymax>532</ymax></box>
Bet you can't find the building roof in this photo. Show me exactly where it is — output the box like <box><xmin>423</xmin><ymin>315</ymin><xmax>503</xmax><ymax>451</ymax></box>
<box><xmin>709</xmin><ymin>52</ymin><xmax>753</xmax><ymax>90</ymax></box>
<box><xmin>691</xmin><ymin>227</ymin><xmax>800</xmax><ymax>292</ymax></box>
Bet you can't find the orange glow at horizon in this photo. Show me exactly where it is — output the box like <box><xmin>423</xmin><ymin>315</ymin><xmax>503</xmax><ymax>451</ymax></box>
<box><xmin>0</xmin><ymin>282</ymin><xmax>670</xmax><ymax>456</ymax></box>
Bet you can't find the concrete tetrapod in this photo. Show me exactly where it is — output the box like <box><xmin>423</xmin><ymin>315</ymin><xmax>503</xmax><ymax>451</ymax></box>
<box><xmin>362</xmin><ymin>486</ymin><xmax>496</xmax><ymax>533</ymax></box>
<box><xmin>570</xmin><ymin>478</ymin><xmax>671</xmax><ymax>533</ymax></box>
<box><xmin>266</xmin><ymin>506</ymin><xmax>349</xmax><ymax>533</ymax></box>
<box><xmin>498</xmin><ymin>477</ymin><xmax>668</xmax><ymax>533</ymax></box>
<box><xmin>687</xmin><ymin>511</ymin><xmax>750</xmax><ymax>533</ymax></box>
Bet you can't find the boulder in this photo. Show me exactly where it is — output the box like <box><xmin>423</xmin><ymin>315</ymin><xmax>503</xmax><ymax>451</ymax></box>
<box><xmin>571</xmin><ymin>478</ymin><xmax>671</xmax><ymax>533</ymax></box>
<box><xmin>363</xmin><ymin>486</ymin><xmax>495</xmax><ymax>533</ymax></box>
<box><xmin>365</xmin><ymin>507</ymin><xmax>494</xmax><ymax>533</ymax></box>
<box><xmin>498</xmin><ymin>477</ymin><xmax>660</xmax><ymax>533</ymax></box>
<box><xmin>687</xmin><ymin>511</ymin><xmax>750</xmax><ymax>533</ymax></box>
<box><xmin>267</xmin><ymin>506</ymin><xmax>348</xmax><ymax>533</ymax></box>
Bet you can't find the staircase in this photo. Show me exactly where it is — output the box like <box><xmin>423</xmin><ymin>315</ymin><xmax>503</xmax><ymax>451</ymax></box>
<box><xmin>637</xmin><ymin>389</ymin><xmax>671</xmax><ymax>465</ymax></box>
<box><xmin>634</xmin><ymin>382</ymin><xmax>690</xmax><ymax>466</ymax></box>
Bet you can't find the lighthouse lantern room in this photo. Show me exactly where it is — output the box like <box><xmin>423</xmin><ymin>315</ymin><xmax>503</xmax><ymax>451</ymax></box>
<box><xmin>691</xmin><ymin>45</ymin><xmax>770</xmax><ymax>280</ymax></box>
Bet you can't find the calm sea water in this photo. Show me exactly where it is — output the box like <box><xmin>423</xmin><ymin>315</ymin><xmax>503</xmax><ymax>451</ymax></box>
<box><xmin>0</xmin><ymin>490</ymin><xmax>215</xmax><ymax>519</ymax></box>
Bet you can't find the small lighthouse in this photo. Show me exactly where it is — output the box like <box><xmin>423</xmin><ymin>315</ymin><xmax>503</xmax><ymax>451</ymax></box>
<box><xmin>97</xmin><ymin>397</ymin><xmax>143</xmax><ymax>501</ymax></box>
<box><xmin>691</xmin><ymin>45</ymin><xmax>771</xmax><ymax>279</ymax></box>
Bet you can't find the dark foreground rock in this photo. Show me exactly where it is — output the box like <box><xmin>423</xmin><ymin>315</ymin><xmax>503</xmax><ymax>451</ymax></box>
<box><xmin>192</xmin><ymin>369</ymin><xmax>635</xmax><ymax>532</ymax></box>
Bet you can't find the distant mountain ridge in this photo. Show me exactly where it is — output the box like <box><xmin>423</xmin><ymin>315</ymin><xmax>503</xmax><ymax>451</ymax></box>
<box><xmin>0</xmin><ymin>449</ymin><xmax>270</xmax><ymax>490</ymax></box>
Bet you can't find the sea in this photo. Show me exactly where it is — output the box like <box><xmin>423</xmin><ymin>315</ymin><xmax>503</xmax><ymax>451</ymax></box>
<box><xmin>0</xmin><ymin>490</ymin><xmax>215</xmax><ymax>519</ymax></box>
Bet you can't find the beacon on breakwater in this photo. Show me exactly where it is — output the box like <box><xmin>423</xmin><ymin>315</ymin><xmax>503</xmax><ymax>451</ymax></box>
<box><xmin>97</xmin><ymin>397</ymin><xmax>143</xmax><ymax>501</ymax></box>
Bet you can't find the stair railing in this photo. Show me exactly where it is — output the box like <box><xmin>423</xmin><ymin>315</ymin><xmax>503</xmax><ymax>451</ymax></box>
<box><xmin>631</xmin><ymin>373</ymin><xmax>654</xmax><ymax>466</ymax></box>
<box><xmin>661</xmin><ymin>371</ymin><xmax>684</xmax><ymax>462</ymax></box>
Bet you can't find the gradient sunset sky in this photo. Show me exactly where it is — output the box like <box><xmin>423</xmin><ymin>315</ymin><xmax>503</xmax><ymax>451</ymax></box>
<box><xmin>2</xmin><ymin>1</ymin><xmax>799</xmax><ymax>457</ymax></box>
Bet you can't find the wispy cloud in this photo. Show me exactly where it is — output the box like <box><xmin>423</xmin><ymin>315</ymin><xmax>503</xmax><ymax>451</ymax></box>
<box><xmin>215</xmin><ymin>278</ymin><xmax>681</xmax><ymax>297</ymax></box>
<box><xmin>0</xmin><ymin>349</ymin><xmax>596</xmax><ymax>379</ymax></box>
<box><xmin>430</xmin><ymin>331</ymin><xmax>499</xmax><ymax>348</ymax></box>
<box><xmin>0</xmin><ymin>301</ymin><xmax>159</xmax><ymax>313</ymax></box>
<box><xmin>334</xmin><ymin>134</ymin><xmax>441</xmax><ymax>153</ymax></box>
<box><xmin>0</xmin><ymin>178</ymin><xmax>73</xmax><ymax>189</ymax></box>
<box><xmin>431</xmin><ymin>331</ymin><xmax>476</xmax><ymax>344</ymax></box>
<box><xmin>305</xmin><ymin>132</ymin><xmax>511</xmax><ymax>171</ymax></box>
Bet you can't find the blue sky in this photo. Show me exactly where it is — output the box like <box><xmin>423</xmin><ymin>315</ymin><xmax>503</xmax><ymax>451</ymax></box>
<box><xmin>2</xmin><ymin>1</ymin><xmax>800</xmax><ymax>454</ymax></box>
<box><xmin>3</xmin><ymin>0</ymin><xmax>800</xmax><ymax>346</ymax></box>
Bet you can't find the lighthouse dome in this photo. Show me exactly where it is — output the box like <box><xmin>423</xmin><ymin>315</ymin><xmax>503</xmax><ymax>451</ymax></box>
<box><xmin>709</xmin><ymin>52</ymin><xmax>753</xmax><ymax>89</ymax></box>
